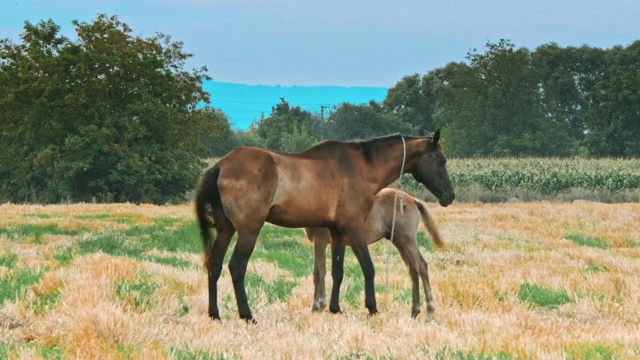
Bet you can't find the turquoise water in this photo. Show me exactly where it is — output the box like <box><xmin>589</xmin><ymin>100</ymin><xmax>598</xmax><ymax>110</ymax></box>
<box><xmin>203</xmin><ymin>81</ymin><xmax>388</xmax><ymax>130</ymax></box>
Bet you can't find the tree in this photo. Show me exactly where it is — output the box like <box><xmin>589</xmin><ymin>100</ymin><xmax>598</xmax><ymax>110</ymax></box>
<box><xmin>253</xmin><ymin>98</ymin><xmax>320</xmax><ymax>151</ymax></box>
<box><xmin>532</xmin><ymin>43</ymin><xmax>607</xmax><ymax>145</ymax></box>
<box><xmin>0</xmin><ymin>15</ymin><xmax>215</xmax><ymax>203</ymax></box>
<box><xmin>383</xmin><ymin>73</ymin><xmax>437</xmax><ymax>133</ymax></box>
<box><xmin>581</xmin><ymin>41</ymin><xmax>640</xmax><ymax>157</ymax></box>
<box><xmin>199</xmin><ymin>107</ymin><xmax>239</xmax><ymax>157</ymax></box>
<box><xmin>434</xmin><ymin>39</ymin><xmax>573</xmax><ymax>157</ymax></box>
<box><xmin>324</xmin><ymin>101</ymin><xmax>411</xmax><ymax>141</ymax></box>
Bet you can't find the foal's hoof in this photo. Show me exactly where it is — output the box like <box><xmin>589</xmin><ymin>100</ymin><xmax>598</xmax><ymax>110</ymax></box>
<box><xmin>367</xmin><ymin>308</ymin><xmax>379</xmax><ymax>316</ymax></box>
<box><xmin>411</xmin><ymin>309</ymin><xmax>421</xmax><ymax>319</ymax></box>
<box><xmin>426</xmin><ymin>301</ymin><xmax>436</xmax><ymax>322</ymax></box>
<box><xmin>209</xmin><ymin>313</ymin><xmax>221</xmax><ymax>321</ymax></box>
<box><xmin>311</xmin><ymin>300</ymin><xmax>327</xmax><ymax>312</ymax></box>
<box><xmin>329</xmin><ymin>306</ymin><xmax>342</xmax><ymax>315</ymax></box>
<box><xmin>425</xmin><ymin>312</ymin><xmax>434</xmax><ymax>322</ymax></box>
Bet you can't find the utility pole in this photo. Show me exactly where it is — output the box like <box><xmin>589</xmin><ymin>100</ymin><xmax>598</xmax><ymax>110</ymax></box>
<box><xmin>320</xmin><ymin>105</ymin><xmax>329</xmax><ymax>120</ymax></box>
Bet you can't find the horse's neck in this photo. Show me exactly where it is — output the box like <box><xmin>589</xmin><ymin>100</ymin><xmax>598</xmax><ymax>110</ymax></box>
<box><xmin>364</xmin><ymin>137</ymin><xmax>422</xmax><ymax>193</ymax></box>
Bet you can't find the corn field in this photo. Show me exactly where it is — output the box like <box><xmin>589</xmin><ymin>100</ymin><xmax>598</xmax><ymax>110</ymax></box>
<box><xmin>402</xmin><ymin>158</ymin><xmax>640</xmax><ymax>203</ymax></box>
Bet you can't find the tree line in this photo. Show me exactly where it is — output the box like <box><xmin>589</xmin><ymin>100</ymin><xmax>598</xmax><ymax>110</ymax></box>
<box><xmin>1</xmin><ymin>15</ymin><xmax>638</xmax><ymax>204</ymax></box>
<box><xmin>237</xmin><ymin>39</ymin><xmax>640</xmax><ymax>158</ymax></box>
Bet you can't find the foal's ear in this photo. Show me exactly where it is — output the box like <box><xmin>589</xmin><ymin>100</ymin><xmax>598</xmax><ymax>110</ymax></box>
<box><xmin>432</xmin><ymin>128</ymin><xmax>441</xmax><ymax>146</ymax></box>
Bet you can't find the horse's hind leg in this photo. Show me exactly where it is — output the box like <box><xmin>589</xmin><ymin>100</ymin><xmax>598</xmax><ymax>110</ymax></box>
<box><xmin>208</xmin><ymin>220</ymin><xmax>235</xmax><ymax>320</ymax></box>
<box><xmin>312</xmin><ymin>230</ymin><xmax>329</xmax><ymax>311</ymax></box>
<box><xmin>228</xmin><ymin>227</ymin><xmax>261</xmax><ymax>323</ymax></box>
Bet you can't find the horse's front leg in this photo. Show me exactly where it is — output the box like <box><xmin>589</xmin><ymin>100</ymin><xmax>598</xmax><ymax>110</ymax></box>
<box><xmin>348</xmin><ymin>230</ymin><xmax>378</xmax><ymax>315</ymax></box>
<box><xmin>328</xmin><ymin>231</ymin><xmax>346</xmax><ymax>314</ymax></box>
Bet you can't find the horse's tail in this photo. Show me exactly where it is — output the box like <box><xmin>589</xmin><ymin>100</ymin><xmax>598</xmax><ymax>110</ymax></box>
<box><xmin>195</xmin><ymin>166</ymin><xmax>221</xmax><ymax>270</ymax></box>
<box><xmin>414</xmin><ymin>198</ymin><xmax>444</xmax><ymax>248</ymax></box>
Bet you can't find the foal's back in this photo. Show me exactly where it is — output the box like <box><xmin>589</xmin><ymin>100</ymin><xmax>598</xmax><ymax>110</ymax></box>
<box><xmin>306</xmin><ymin>188</ymin><xmax>442</xmax><ymax>247</ymax></box>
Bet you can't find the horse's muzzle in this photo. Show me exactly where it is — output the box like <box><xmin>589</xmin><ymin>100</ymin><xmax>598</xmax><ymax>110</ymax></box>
<box><xmin>438</xmin><ymin>191</ymin><xmax>455</xmax><ymax>207</ymax></box>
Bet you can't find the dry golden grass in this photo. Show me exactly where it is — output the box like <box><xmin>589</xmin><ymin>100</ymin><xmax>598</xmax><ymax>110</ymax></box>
<box><xmin>1</xmin><ymin>201</ymin><xmax>639</xmax><ymax>359</ymax></box>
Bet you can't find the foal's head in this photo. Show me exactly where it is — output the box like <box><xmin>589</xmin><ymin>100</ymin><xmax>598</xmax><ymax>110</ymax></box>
<box><xmin>410</xmin><ymin>129</ymin><xmax>455</xmax><ymax>207</ymax></box>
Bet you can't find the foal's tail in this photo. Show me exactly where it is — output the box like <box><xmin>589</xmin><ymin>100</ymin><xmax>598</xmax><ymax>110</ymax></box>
<box><xmin>195</xmin><ymin>167</ymin><xmax>221</xmax><ymax>270</ymax></box>
<box><xmin>414</xmin><ymin>199</ymin><xmax>444</xmax><ymax>247</ymax></box>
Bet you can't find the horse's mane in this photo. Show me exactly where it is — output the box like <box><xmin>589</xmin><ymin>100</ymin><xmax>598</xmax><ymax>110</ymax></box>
<box><xmin>353</xmin><ymin>134</ymin><xmax>424</xmax><ymax>163</ymax></box>
<box><xmin>302</xmin><ymin>134</ymin><xmax>428</xmax><ymax>163</ymax></box>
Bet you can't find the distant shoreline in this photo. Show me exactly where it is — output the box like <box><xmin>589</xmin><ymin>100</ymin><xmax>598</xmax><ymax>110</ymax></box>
<box><xmin>203</xmin><ymin>80</ymin><xmax>388</xmax><ymax>130</ymax></box>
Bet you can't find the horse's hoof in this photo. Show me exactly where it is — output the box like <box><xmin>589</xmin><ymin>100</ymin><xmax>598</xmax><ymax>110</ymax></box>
<box><xmin>209</xmin><ymin>313</ymin><xmax>221</xmax><ymax>321</ymax></box>
<box><xmin>411</xmin><ymin>309</ymin><xmax>421</xmax><ymax>319</ymax></box>
<box><xmin>367</xmin><ymin>308</ymin><xmax>378</xmax><ymax>316</ymax></box>
<box><xmin>245</xmin><ymin>317</ymin><xmax>258</xmax><ymax>325</ymax></box>
<box><xmin>329</xmin><ymin>307</ymin><xmax>342</xmax><ymax>315</ymax></box>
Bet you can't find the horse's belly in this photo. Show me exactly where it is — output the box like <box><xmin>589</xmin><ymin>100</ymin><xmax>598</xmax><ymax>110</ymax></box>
<box><xmin>266</xmin><ymin>202</ymin><xmax>333</xmax><ymax>228</ymax></box>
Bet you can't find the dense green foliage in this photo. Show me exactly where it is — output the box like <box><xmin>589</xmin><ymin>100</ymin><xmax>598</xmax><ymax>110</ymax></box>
<box><xmin>2</xmin><ymin>12</ymin><xmax>638</xmax><ymax>204</ymax></box>
<box><xmin>235</xmin><ymin>39</ymin><xmax>640</xmax><ymax>158</ymax></box>
<box><xmin>0</xmin><ymin>15</ymin><xmax>225</xmax><ymax>203</ymax></box>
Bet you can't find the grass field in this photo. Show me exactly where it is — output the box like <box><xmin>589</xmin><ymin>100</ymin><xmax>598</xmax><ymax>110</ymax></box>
<box><xmin>1</xmin><ymin>201</ymin><xmax>639</xmax><ymax>359</ymax></box>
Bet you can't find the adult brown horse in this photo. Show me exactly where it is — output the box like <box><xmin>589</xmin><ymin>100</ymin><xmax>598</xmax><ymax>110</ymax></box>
<box><xmin>305</xmin><ymin>188</ymin><xmax>443</xmax><ymax>321</ymax></box>
<box><xmin>195</xmin><ymin>130</ymin><xmax>454</xmax><ymax>323</ymax></box>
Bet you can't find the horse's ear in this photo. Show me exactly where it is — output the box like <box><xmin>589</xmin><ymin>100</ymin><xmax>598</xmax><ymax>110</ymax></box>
<box><xmin>432</xmin><ymin>128</ymin><xmax>441</xmax><ymax>146</ymax></box>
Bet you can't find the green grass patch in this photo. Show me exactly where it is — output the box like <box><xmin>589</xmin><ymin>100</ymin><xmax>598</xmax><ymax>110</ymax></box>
<box><xmin>21</xmin><ymin>213</ymin><xmax>56</xmax><ymax>219</ymax></box>
<box><xmin>585</xmin><ymin>263</ymin><xmax>604</xmax><ymax>274</ymax></box>
<box><xmin>0</xmin><ymin>224</ymin><xmax>86</xmax><ymax>242</ymax></box>
<box><xmin>434</xmin><ymin>348</ymin><xmax>514</xmax><ymax>360</ymax></box>
<box><xmin>565</xmin><ymin>233</ymin><xmax>611</xmax><ymax>249</ymax></box>
<box><xmin>624</xmin><ymin>238</ymin><xmax>640</xmax><ymax>248</ymax></box>
<box><xmin>518</xmin><ymin>282</ymin><xmax>572</xmax><ymax>309</ymax></box>
<box><xmin>0</xmin><ymin>267</ymin><xmax>46</xmax><ymax>304</ymax></box>
<box><xmin>77</xmin><ymin>221</ymin><xmax>201</xmax><ymax>263</ymax></box>
<box><xmin>253</xmin><ymin>227</ymin><xmax>312</xmax><ymax>278</ymax></box>
<box><xmin>75</xmin><ymin>213</ymin><xmax>135</xmax><ymax>222</ymax></box>
<box><xmin>31</xmin><ymin>288</ymin><xmax>61</xmax><ymax>315</ymax></box>
<box><xmin>416</xmin><ymin>231</ymin><xmax>435</xmax><ymax>253</ymax></box>
<box><xmin>114</xmin><ymin>271</ymin><xmax>158</xmax><ymax>312</ymax></box>
<box><xmin>245</xmin><ymin>272</ymin><xmax>297</xmax><ymax>304</ymax></box>
<box><xmin>53</xmin><ymin>246</ymin><xmax>75</xmax><ymax>266</ymax></box>
<box><xmin>171</xmin><ymin>347</ymin><xmax>232</xmax><ymax>360</ymax></box>
<box><xmin>566</xmin><ymin>342</ymin><xmax>617</xmax><ymax>360</ymax></box>
<box><xmin>146</xmin><ymin>255</ymin><xmax>193</xmax><ymax>269</ymax></box>
<box><xmin>342</xmin><ymin>259</ymin><xmax>365</xmax><ymax>308</ymax></box>
<box><xmin>0</xmin><ymin>253</ymin><xmax>18</xmax><ymax>268</ymax></box>
<box><xmin>0</xmin><ymin>343</ymin><xmax>63</xmax><ymax>360</ymax></box>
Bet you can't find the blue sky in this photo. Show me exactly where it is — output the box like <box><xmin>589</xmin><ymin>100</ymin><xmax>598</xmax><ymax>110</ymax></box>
<box><xmin>2</xmin><ymin>0</ymin><xmax>639</xmax><ymax>87</ymax></box>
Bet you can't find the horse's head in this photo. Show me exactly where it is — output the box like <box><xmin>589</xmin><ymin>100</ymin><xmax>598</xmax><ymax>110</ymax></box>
<box><xmin>410</xmin><ymin>129</ymin><xmax>455</xmax><ymax>207</ymax></box>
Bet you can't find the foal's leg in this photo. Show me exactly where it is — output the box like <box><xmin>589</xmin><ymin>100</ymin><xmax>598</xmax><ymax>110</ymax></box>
<box><xmin>208</xmin><ymin>222</ymin><xmax>235</xmax><ymax>320</ymax></box>
<box><xmin>312</xmin><ymin>230</ymin><xmax>329</xmax><ymax>311</ymax></box>
<box><xmin>414</xmin><ymin>251</ymin><xmax>436</xmax><ymax>321</ymax></box>
<box><xmin>401</xmin><ymin>237</ymin><xmax>436</xmax><ymax>321</ymax></box>
<box><xmin>392</xmin><ymin>238</ymin><xmax>422</xmax><ymax>318</ymax></box>
<box><xmin>228</xmin><ymin>227</ymin><xmax>261</xmax><ymax>323</ymax></box>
